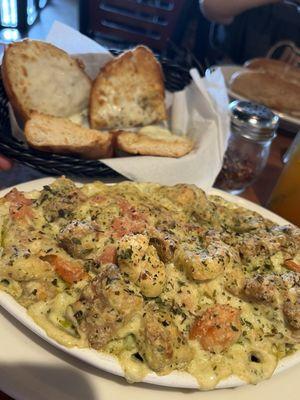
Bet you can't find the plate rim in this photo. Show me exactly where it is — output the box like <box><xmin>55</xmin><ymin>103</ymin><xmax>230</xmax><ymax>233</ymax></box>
<box><xmin>0</xmin><ymin>177</ymin><xmax>299</xmax><ymax>390</ymax></box>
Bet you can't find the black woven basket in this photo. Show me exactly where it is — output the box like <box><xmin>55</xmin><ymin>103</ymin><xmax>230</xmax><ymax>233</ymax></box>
<box><xmin>0</xmin><ymin>58</ymin><xmax>192</xmax><ymax>178</ymax></box>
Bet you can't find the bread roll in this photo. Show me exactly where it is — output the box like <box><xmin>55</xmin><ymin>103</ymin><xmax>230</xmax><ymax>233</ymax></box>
<box><xmin>230</xmin><ymin>70</ymin><xmax>300</xmax><ymax>117</ymax></box>
<box><xmin>2</xmin><ymin>40</ymin><xmax>91</xmax><ymax>123</ymax></box>
<box><xmin>25</xmin><ymin>113</ymin><xmax>113</xmax><ymax>159</ymax></box>
<box><xmin>245</xmin><ymin>58</ymin><xmax>300</xmax><ymax>85</ymax></box>
<box><xmin>89</xmin><ymin>46</ymin><xmax>167</xmax><ymax>130</ymax></box>
<box><xmin>116</xmin><ymin>126</ymin><xmax>193</xmax><ymax>158</ymax></box>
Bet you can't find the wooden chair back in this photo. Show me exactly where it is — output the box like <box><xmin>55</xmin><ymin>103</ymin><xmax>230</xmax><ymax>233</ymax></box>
<box><xmin>79</xmin><ymin>0</ymin><xmax>186</xmax><ymax>51</ymax></box>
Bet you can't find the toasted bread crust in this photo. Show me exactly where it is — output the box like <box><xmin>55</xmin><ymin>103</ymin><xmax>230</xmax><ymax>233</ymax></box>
<box><xmin>2</xmin><ymin>40</ymin><xmax>92</xmax><ymax>123</ymax></box>
<box><xmin>25</xmin><ymin>112</ymin><xmax>113</xmax><ymax>159</ymax></box>
<box><xmin>1</xmin><ymin>52</ymin><xmax>28</xmax><ymax>123</ymax></box>
<box><xmin>230</xmin><ymin>70</ymin><xmax>300</xmax><ymax>117</ymax></box>
<box><xmin>89</xmin><ymin>46</ymin><xmax>167</xmax><ymax>130</ymax></box>
<box><xmin>116</xmin><ymin>131</ymin><xmax>193</xmax><ymax>158</ymax></box>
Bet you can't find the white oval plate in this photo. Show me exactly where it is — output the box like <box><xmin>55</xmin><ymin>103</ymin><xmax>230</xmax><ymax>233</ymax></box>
<box><xmin>0</xmin><ymin>178</ymin><xmax>299</xmax><ymax>390</ymax></box>
<box><xmin>217</xmin><ymin>65</ymin><xmax>300</xmax><ymax>131</ymax></box>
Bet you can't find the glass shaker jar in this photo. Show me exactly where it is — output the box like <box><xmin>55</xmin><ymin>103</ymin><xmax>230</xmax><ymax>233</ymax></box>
<box><xmin>215</xmin><ymin>101</ymin><xmax>279</xmax><ymax>194</ymax></box>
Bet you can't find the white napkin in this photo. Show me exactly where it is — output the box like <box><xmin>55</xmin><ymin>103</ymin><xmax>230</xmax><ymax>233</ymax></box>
<box><xmin>11</xmin><ymin>22</ymin><xmax>231</xmax><ymax>190</ymax></box>
<box><xmin>46</xmin><ymin>21</ymin><xmax>110</xmax><ymax>55</ymax></box>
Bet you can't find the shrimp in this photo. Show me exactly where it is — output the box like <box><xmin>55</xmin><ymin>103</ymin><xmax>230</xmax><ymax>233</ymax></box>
<box><xmin>138</xmin><ymin>302</ymin><xmax>193</xmax><ymax>372</ymax></box>
<box><xmin>281</xmin><ymin>271</ymin><xmax>300</xmax><ymax>291</ymax></box>
<box><xmin>111</xmin><ymin>198</ymin><xmax>149</xmax><ymax>239</ymax></box>
<box><xmin>243</xmin><ymin>271</ymin><xmax>300</xmax><ymax>329</ymax></box>
<box><xmin>75</xmin><ymin>264</ymin><xmax>143</xmax><ymax>349</ymax></box>
<box><xmin>111</xmin><ymin>216</ymin><xmax>147</xmax><ymax>238</ymax></box>
<box><xmin>269</xmin><ymin>225</ymin><xmax>300</xmax><ymax>255</ymax></box>
<box><xmin>231</xmin><ymin>226</ymin><xmax>300</xmax><ymax>263</ymax></box>
<box><xmin>243</xmin><ymin>274</ymin><xmax>281</xmax><ymax>305</ymax></box>
<box><xmin>4</xmin><ymin>189</ymin><xmax>33</xmax><ymax>220</ymax></box>
<box><xmin>173</xmin><ymin>184</ymin><xmax>201</xmax><ymax>206</ymax></box>
<box><xmin>156</xmin><ymin>184</ymin><xmax>217</xmax><ymax>225</ymax></box>
<box><xmin>38</xmin><ymin>178</ymin><xmax>86</xmax><ymax>222</ymax></box>
<box><xmin>157</xmin><ymin>184</ymin><xmax>201</xmax><ymax>209</ymax></box>
<box><xmin>283</xmin><ymin>299</ymin><xmax>300</xmax><ymax>330</ymax></box>
<box><xmin>43</xmin><ymin>255</ymin><xmax>88</xmax><ymax>284</ymax></box>
<box><xmin>284</xmin><ymin>260</ymin><xmax>300</xmax><ymax>274</ymax></box>
<box><xmin>117</xmin><ymin>234</ymin><xmax>166</xmax><ymax>297</ymax></box>
<box><xmin>189</xmin><ymin>304</ymin><xmax>242</xmax><ymax>353</ymax></box>
<box><xmin>175</xmin><ymin>241</ymin><xmax>232</xmax><ymax>282</ymax></box>
<box><xmin>148</xmin><ymin>229</ymin><xmax>177</xmax><ymax>262</ymax></box>
<box><xmin>58</xmin><ymin>220</ymin><xmax>100</xmax><ymax>259</ymax></box>
<box><xmin>280</xmin><ymin>272</ymin><xmax>300</xmax><ymax>330</ymax></box>
<box><xmin>98</xmin><ymin>245</ymin><xmax>117</xmax><ymax>265</ymax></box>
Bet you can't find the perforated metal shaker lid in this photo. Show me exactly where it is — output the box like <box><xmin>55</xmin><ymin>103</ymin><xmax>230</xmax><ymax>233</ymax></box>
<box><xmin>229</xmin><ymin>100</ymin><xmax>279</xmax><ymax>141</ymax></box>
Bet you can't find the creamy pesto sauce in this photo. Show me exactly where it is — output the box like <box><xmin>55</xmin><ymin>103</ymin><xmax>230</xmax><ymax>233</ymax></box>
<box><xmin>28</xmin><ymin>301</ymin><xmax>88</xmax><ymax>348</ymax></box>
<box><xmin>118</xmin><ymin>351</ymin><xmax>150</xmax><ymax>383</ymax></box>
<box><xmin>0</xmin><ymin>179</ymin><xmax>299</xmax><ymax>389</ymax></box>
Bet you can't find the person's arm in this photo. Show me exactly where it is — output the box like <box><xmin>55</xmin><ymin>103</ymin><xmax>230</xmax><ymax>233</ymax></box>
<box><xmin>0</xmin><ymin>155</ymin><xmax>12</xmax><ymax>171</ymax></box>
<box><xmin>200</xmin><ymin>0</ymin><xmax>282</xmax><ymax>24</ymax></box>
